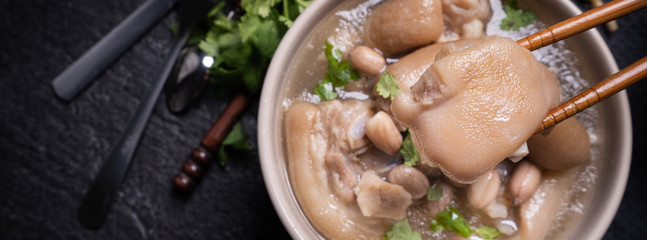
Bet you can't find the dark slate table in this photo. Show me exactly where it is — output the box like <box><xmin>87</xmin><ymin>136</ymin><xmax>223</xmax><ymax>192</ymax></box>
<box><xmin>0</xmin><ymin>0</ymin><xmax>645</xmax><ymax>239</ymax></box>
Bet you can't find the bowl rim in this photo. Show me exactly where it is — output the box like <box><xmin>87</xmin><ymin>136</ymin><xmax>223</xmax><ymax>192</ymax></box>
<box><xmin>258</xmin><ymin>0</ymin><xmax>342</xmax><ymax>238</ymax></box>
<box><xmin>258</xmin><ymin>0</ymin><xmax>632</xmax><ymax>239</ymax></box>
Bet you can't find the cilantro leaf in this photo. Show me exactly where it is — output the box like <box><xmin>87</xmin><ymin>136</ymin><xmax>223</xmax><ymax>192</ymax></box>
<box><xmin>238</xmin><ymin>15</ymin><xmax>263</xmax><ymax>43</ymax></box>
<box><xmin>312</xmin><ymin>41</ymin><xmax>360</xmax><ymax>100</ymax></box>
<box><xmin>279</xmin><ymin>0</ymin><xmax>312</xmax><ymax>27</ymax></box>
<box><xmin>198</xmin><ymin>0</ymin><xmax>306</xmax><ymax>96</ymax></box>
<box><xmin>430</xmin><ymin>206</ymin><xmax>502</xmax><ymax>239</ymax></box>
<box><xmin>241</xmin><ymin>0</ymin><xmax>280</xmax><ymax>18</ymax></box>
<box><xmin>218</xmin><ymin>148</ymin><xmax>228</xmax><ymax>167</ymax></box>
<box><xmin>218</xmin><ymin>121</ymin><xmax>253</xmax><ymax>167</ymax></box>
<box><xmin>426</xmin><ymin>186</ymin><xmax>443</xmax><ymax>201</ymax></box>
<box><xmin>313</xmin><ymin>82</ymin><xmax>337</xmax><ymax>100</ymax></box>
<box><xmin>294</xmin><ymin>0</ymin><xmax>312</xmax><ymax>12</ymax></box>
<box><xmin>326</xmin><ymin>41</ymin><xmax>343</xmax><ymax>63</ymax></box>
<box><xmin>219</xmin><ymin>42</ymin><xmax>252</xmax><ymax>67</ymax></box>
<box><xmin>198</xmin><ymin>31</ymin><xmax>241</xmax><ymax>58</ymax></box>
<box><xmin>242</xmin><ymin>57</ymin><xmax>265</xmax><ymax>93</ymax></box>
<box><xmin>377</xmin><ymin>72</ymin><xmax>401</xmax><ymax>100</ymax></box>
<box><xmin>325</xmin><ymin>41</ymin><xmax>359</xmax><ymax>87</ymax></box>
<box><xmin>383</xmin><ymin>218</ymin><xmax>421</xmax><ymax>240</ymax></box>
<box><xmin>249</xmin><ymin>19</ymin><xmax>281</xmax><ymax>58</ymax></box>
<box><xmin>206</xmin><ymin>1</ymin><xmax>226</xmax><ymax>19</ymax></box>
<box><xmin>430</xmin><ymin>206</ymin><xmax>473</xmax><ymax>237</ymax></box>
<box><xmin>500</xmin><ymin>0</ymin><xmax>536</xmax><ymax>31</ymax></box>
<box><xmin>278</xmin><ymin>15</ymin><xmax>294</xmax><ymax>28</ymax></box>
<box><xmin>169</xmin><ymin>22</ymin><xmax>179</xmax><ymax>36</ymax></box>
<box><xmin>429</xmin><ymin>219</ymin><xmax>444</xmax><ymax>233</ymax></box>
<box><xmin>222</xmin><ymin>122</ymin><xmax>253</xmax><ymax>150</ymax></box>
<box><xmin>400</xmin><ymin>129</ymin><xmax>419</xmax><ymax>167</ymax></box>
<box><xmin>326</xmin><ymin>60</ymin><xmax>357</xmax><ymax>87</ymax></box>
<box><xmin>211</xmin><ymin>12</ymin><xmax>237</xmax><ymax>31</ymax></box>
<box><xmin>476</xmin><ymin>226</ymin><xmax>502</xmax><ymax>240</ymax></box>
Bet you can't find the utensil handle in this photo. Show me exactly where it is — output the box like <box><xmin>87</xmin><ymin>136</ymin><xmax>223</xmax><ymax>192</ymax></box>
<box><xmin>517</xmin><ymin>0</ymin><xmax>647</xmax><ymax>51</ymax></box>
<box><xmin>536</xmin><ymin>56</ymin><xmax>647</xmax><ymax>133</ymax></box>
<box><xmin>173</xmin><ymin>92</ymin><xmax>248</xmax><ymax>192</ymax></box>
<box><xmin>77</xmin><ymin>28</ymin><xmax>190</xmax><ymax>229</ymax></box>
<box><xmin>52</xmin><ymin>0</ymin><xmax>177</xmax><ymax>101</ymax></box>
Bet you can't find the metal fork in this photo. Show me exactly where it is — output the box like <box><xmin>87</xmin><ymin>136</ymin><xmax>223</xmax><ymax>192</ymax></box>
<box><xmin>77</xmin><ymin>0</ymin><xmax>217</xmax><ymax>229</ymax></box>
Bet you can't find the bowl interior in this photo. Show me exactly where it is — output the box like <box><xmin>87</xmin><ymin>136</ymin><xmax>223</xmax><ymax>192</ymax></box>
<box><xmin>258</xmin><ymin>0</ymin><xmax>632</xmax><ymax>239</ymax></box>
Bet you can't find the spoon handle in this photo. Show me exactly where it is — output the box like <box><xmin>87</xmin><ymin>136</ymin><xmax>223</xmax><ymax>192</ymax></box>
<box><xmin>52</xmin><ymin>0</ymin><xmax>177</xmax><ymax>101</ymax></box>
<box><xmin>77</xmin><ymin>27</ymin><xmax>191</xmax><ymax>229</ymax></box>
<box><xmin>173</xmin><ymin>92</ymin><xmax>248</xmax><ymax>192</ymax></box>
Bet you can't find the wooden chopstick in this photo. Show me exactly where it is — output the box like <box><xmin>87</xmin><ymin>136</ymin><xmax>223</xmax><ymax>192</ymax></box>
<box><xmin>535</xmin><ymin>56</ymin><xmax>647</xmax><ymax>134</ymax></box>
<box><xmin>516</xmin><ymin>0</ymin><xmax>647</xmax><ymax>51</ymax></box>
<box><xmin>517</xmin><ymin>0</ymin><xmax>647</xmax><ymax>133</ymax></box>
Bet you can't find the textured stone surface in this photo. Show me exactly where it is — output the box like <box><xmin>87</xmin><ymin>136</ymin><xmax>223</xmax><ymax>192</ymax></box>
<box><xmin>0</xmin><ymin>0</ymin><xmax>289</xmax><ymax>239</ymax></box>
<box><xmin>0</xmin><ymin>0</ymin><xmax>644</xmax><ymax>239</ymax></box>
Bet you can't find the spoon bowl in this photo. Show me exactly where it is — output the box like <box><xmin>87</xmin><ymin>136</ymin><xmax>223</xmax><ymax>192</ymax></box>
<box><xmin>164</xmin><ymin>0</ymin><xmax>238</xmax><ymax>113</ymax></box>
<box><xmin>165</xmin><ymin>46</ymin><xmax>212</xmax><ymax>113</ymax></box>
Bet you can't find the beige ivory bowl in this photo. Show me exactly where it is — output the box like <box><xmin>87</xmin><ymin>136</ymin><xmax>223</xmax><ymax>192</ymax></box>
<box><xmin>258</xmin><ymin>0</ymin><xmax>632</xmax><ymax>239</ymax></box>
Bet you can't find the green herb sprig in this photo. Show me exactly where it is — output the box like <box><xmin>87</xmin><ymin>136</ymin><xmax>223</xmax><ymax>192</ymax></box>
<box><xmin>383</xmin><ymin>218</ymin><xmax>422</xmax><ymax>240</ymax></box>
<box><xmin>193</xmin><ymin>0</ymin><xmax>310</xmax><ymax>166</ymax></box>
<box><xmin>500</xmin><ymin>0</ymin><xmax>536</xmax><ymax>31</ymax></box>
<box><xmin>217</xmin><ymin>121</ymin><xmax>253</xmax><ymax>167</ymax></box>
<box><xmin>426</xmin><ymin>186</ymin><xmax>443</xmax><ymax>201</ymax></box>
<box><xmin>430</xmin><ymin>206</ymin><xmax>473</xmax><ymax>237</ymax></box>
<box><xmin>198</xmin><ymin>0</ymin><xmax>312</xmax><ymax>96</ymax></box>
<box><xmin>476</xmin><ymin>226</ymin><xmax>503</xmax><ymax>240</ymax></box>
<box><xmin>312</xmin><ymin>41</ymin><xmax>361</xmax><ymax>100</ymax></box>
<box><xmin>400</xmin><ymin>129</ymin><xmax>419</xmax><ymax>167</ymax></box>
<box><xmin>430</xmin><ymin>206</ymin><xmax>502</xmax><ymax>240</ymax></box>
<box><xmin>376</xmin><ymin>71</ymin><xmax>401</xmax><ymax>100</ymax></box>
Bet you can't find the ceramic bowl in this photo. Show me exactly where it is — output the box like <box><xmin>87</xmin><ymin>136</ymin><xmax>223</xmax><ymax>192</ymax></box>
<box><xmin>258</xmin><ymin>0</ymin><xmax>632</xmax><ymax>238</ymax></box>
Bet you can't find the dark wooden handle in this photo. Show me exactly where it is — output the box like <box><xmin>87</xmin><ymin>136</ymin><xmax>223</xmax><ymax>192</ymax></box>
<box><xmin>173</xmin><ymin>92</ymin><xmax>249</xmax><ymax>192</ymax></box>
<box><xmin>535</xmin><ymin>56</ymin><xmax>647</xmax><ymax>133</ymax></box>
<box><xmin>517</xmin><ymin>0</ymin><xmax>647</xmax><ymax>51</ymax></box>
